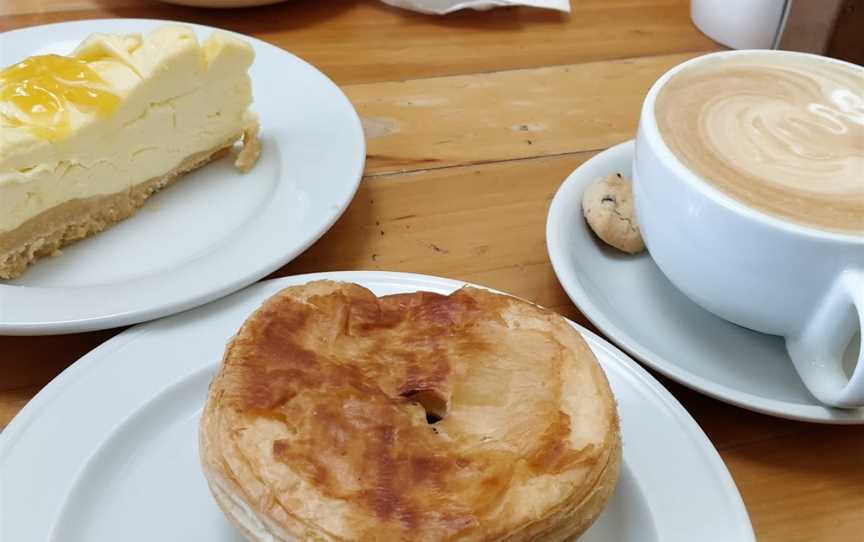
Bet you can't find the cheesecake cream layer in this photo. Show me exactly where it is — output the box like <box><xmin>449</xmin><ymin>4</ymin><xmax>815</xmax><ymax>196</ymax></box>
<box><xmin>0</xmin><ymin>25</ymin><xmax>255</xmax><ymax>236</ymax></box>
<box><xmin>0</xmin><ymin>140</ymin><xmax>234</xmax><ymax>279</ymax></box>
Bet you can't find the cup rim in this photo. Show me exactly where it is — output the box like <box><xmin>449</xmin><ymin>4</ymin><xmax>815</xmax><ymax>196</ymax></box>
<box><xmin>640</xmin><ymin>49</ymin><xmax>864</xmax><ymax>244</ymax></box>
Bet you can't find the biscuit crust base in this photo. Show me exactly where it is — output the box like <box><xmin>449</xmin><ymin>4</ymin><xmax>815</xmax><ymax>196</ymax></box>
<box><xmin>0</xmin><ymin>136</ymin><xmax>237</xmax><ymax>280</ymax></box>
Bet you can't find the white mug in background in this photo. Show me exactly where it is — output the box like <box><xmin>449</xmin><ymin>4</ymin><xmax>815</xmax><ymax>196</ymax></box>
<box><xmin>692</xmin><ymin>0</ymin><xmax>853</xmax><ymax>54</ymax></box>
<box><xmin>632</xmin><ymin>50</ymin><xmax>864</xmax><ymax>408</ymax></box>
<box><xmin>691</xmin><ymin>0</ymin><xmax>790</xmax><ymax>49</ymax></box>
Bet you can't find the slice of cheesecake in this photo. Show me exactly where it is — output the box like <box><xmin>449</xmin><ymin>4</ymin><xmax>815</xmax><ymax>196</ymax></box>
<box><xmin>0</xmin><ymin>25</ymin><xmax>261</xmax><ymax>279</ymax></box>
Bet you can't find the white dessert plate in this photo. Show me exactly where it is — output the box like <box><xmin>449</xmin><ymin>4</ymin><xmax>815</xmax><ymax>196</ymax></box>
<box><xmin>0</xmin><ymin>19</ymin><xmax>365</xmax><ymax>335</ymax></box>
<box><xmin>547</xmin><ymin>140</ymin><xmax>864</xmax><ymax>424</ymax></box>
<box><xmin>0</xmin><ymin>271</ymin><xmax>754</xmax><ymax>542</ymax></box>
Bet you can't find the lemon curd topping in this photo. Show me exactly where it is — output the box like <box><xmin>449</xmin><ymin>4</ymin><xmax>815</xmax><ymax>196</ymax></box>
<box><xmin>0</xmin><ymin>54</ymin><xmax>120</xmax><ymax>141</ymax></box>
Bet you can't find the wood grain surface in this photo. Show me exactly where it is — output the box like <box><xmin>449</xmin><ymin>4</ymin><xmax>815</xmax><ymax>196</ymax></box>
<box><xmin>1</xmin><ymin>2</ymin><xmax>862</xmax><ymax>542</ymax></box>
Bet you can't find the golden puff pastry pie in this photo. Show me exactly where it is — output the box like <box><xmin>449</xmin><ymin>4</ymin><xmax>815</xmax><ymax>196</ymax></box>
<box><xmin>200</xmin><ymin>281</ymin><xmax>621</xmax><ymax>541</ymax></box>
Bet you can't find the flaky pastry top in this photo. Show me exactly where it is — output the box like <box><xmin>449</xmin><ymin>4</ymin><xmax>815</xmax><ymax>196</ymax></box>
<box><xmin>202</xmin><ymin>281</ymin><xmax>618</xmax><ymax>541</ymax></box>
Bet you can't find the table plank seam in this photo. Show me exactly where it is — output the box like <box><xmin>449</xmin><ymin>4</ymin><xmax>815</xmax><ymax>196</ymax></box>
<box><xmin>714</xmin><ymin>428</ymin><xmax>815</xmax><ymax>452</ymax></box>
<box><xmin>339</xmin><ymin>50</ymin><xmax>720</xmax><ymax>88</ymax></box>
<box><xmin>363</xmin><ymin>147</ymin><xmax>602</xmax><ymax>180</ymax></box>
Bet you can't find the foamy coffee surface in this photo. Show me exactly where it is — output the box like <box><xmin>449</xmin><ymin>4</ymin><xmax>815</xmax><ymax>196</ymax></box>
<box><xmin>655</xmin><ymin>53</ymin><xmax>863</xmax><ymax>235</ymax></box>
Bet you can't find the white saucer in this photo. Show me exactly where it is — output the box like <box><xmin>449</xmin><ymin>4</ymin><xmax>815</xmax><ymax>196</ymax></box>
<box><xmin>0</xmin><ymin>271</ymin><xmax>754</xmax><ymax>542</ymax></box>
<box><xmin>0</xmin><ymin>20</ymin><xmax>365</xmax><ymax>335</ymax></box>
<box><xmin>547</xmin><ymin>140</ymin><xmax>864</xmax><ymax>424</ymax></box>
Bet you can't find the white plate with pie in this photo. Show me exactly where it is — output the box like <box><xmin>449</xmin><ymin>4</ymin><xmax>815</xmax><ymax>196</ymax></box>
<box><xmin>0</xmin><ymin>271</ymin><xmax>754</xmax><ymax>542</ymax></box>
<box><xmin>0</xmin><ymin>20</ymin><xmax>365</xmax><ymax>335</ymax></box>
<box><xmin>547</xmin><ymin>140</ymin><xmax>864</xmax><ymax>424</ymax></box>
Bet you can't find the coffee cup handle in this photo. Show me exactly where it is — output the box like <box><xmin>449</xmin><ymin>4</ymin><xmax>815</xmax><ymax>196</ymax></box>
<box><xmin>786</xmin><ymin>269</ymin><xmax>864</xmax><ymax>409</ymax></box>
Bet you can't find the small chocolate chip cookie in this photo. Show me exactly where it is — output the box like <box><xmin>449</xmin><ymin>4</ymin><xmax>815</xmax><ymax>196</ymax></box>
<box><xmin>581</xmin><ymin>173</ymin><xmax>645</xmax><ymax>254</ymax></box>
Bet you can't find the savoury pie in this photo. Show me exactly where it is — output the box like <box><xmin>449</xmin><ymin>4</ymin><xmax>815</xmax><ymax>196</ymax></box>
<box><xmin>200</xmin><ymin>281</ymin><xmax>620</xmax><ymax>541</ymax></box>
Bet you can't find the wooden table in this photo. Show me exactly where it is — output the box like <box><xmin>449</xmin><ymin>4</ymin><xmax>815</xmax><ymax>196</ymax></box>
<box><xmin>1</xmin><ymin>1</ymin><xmax>862</xmax><ymax>540</ymax></box>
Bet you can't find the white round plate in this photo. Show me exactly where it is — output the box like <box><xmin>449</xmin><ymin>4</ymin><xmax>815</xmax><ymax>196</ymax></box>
<box><xmin>0</xmin><ymin>20</ymin><xmax>365</xmax><ymax>335</ymax></box>
<box><xmin>547</xmin><ymin>140</ymin><xmax>864</xmax><ymax>424</ymax></box>
<box><xmin>0</xmin><ymin>271</ymin><xmax>754</xmax><ymax>542</ymax></box>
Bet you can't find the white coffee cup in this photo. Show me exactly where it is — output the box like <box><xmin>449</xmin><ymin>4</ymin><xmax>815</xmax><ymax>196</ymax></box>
<box><xmin>632</xmin><ymin>50</ymin><xmax>864</xmax><ymax>408</ymax></box>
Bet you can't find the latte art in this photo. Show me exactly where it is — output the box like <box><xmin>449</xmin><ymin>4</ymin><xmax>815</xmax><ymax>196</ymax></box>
<box><xmin>656</xmin><ymin>53</ymin><xmax>864</xmax><ymax>234</ymax></box>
